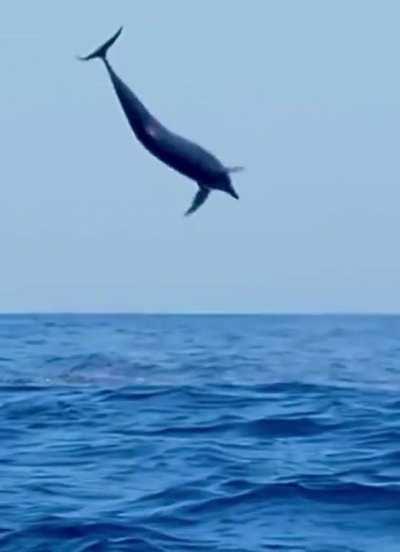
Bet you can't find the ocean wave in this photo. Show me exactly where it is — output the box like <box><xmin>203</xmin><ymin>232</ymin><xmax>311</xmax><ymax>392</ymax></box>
<box><xmin>178</xmin><ymin>480</ymin><xmax>400</xmax><ymax>516</ymax></box>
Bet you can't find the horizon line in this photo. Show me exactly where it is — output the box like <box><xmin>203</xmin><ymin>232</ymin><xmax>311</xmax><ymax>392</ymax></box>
<box><xmin>1</xmin><ymin>311</ymin><xmax>400</xmax><ymax>317</ymax></box>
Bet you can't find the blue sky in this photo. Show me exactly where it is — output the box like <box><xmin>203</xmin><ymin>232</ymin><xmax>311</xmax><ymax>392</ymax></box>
<box><xmin>1</xmin><ymin>0</ymin><xmax>400</xmax><ymax>313</ymax></box>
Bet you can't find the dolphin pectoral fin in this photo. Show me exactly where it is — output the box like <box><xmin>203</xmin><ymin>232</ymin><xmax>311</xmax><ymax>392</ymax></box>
<box><xmin>225</xmin><ymin>166</ymin><xmax>245</xmax><ymax>174</ymax></box>
<box><xmin>184</xmin><ymin>187</ymin><xmax>210</xmax><ymax>216</ymax></box>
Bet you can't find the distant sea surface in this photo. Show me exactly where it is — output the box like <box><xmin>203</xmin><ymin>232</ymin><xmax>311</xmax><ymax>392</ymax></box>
<box><xmin>0</xmin><ymin>314</ymin><xmax>399</xmax><ymax>551</ymax></box>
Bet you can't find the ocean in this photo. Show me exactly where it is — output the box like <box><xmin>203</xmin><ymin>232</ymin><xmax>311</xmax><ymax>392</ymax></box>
<box><xmin>0</xmin><ymin>314</ymin><xmax>399</xmax><ymax>551</ymax></box>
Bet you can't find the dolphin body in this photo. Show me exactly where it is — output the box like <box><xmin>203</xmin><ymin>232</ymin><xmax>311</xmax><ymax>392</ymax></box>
<box><xmin>79</xmin><ymin>28</ymin><xmax>242</xmax><ymax>215</ymax></box>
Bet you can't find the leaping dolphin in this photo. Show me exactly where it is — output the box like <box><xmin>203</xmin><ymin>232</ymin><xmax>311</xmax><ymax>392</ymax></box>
<box><xmin>78</xmin><ymin>27</ymin><xmax>242</xmax><ymax>216</ymax></box>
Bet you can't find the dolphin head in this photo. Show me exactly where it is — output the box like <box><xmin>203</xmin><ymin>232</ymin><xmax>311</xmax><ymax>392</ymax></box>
<box><xmin>212</xmin><ymin>171</ymin><xmax>239</xmax><ymax>199</ymax></box>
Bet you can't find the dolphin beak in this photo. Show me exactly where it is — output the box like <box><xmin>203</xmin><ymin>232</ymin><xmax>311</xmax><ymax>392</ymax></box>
<box><xmin>227</xmin><ymin>187</ymin><xmax>239</xmax><ymax>200</ymax></box>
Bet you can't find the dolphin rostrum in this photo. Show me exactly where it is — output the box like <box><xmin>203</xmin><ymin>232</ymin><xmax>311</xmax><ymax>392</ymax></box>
<box><xmin>79</xmin><ymin>27</ymin><xmax>242</xmax><ymax>216</ymax></box>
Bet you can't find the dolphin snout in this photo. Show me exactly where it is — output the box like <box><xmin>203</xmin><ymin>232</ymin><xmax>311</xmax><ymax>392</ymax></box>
<box><xmin>227</xmin><ymin>187</ymin><xmax>239</xmax><ymax>200</ymax></box>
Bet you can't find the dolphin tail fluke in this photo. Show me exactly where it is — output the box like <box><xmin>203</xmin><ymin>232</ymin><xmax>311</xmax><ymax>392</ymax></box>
<box><xmin>78</xmin><ymin>27</ymin><xmax>123</xmax><ymax>62</ymax></box>
<box><xmin>184</xmin><ymin>187</ymin><xmax>210</xmax><ymax>216</ymax></box>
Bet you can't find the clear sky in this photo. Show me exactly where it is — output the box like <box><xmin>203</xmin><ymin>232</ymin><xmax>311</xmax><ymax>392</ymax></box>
<box><xmin>1</xmin><ymin>0</ymin><xmax>400</xmax><ymax>313</ymax></box>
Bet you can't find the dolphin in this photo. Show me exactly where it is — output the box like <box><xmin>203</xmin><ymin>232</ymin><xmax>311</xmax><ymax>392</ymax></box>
<box><xmin>78</xmin><ymin>27</ymin><xmax>242</xmax><ymax>216</ymax></box>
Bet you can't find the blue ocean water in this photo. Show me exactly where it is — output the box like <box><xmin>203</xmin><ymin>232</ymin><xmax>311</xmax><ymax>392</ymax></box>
<box><xmin>0</xmin><ymin>315</ymin><xmax>399</xmax><ymax>551</ymax></box>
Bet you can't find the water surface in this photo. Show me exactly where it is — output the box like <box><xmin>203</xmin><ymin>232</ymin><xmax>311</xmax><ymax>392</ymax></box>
<box><xmin>0</xmin><ymin>314</ymin><xmax>399</xmax><ymax>551</ymax></box>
